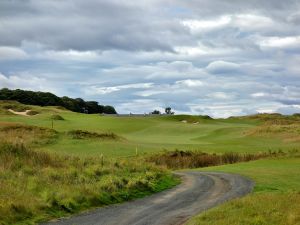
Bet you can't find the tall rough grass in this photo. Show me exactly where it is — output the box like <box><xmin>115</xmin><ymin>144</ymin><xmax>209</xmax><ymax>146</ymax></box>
<box><xmin>147</xmin><ymin>150</ymin><xmax>283</xmax><ymax>169</ymax></box>
<box><xmin>67</xmin><ymin>129</ymin><xmax>122</xmax><ymax>140</ymax></box>
<box><xmin>0</xmin><ymin>124</ymin><xmax>58</xmax><ymax>147</ymax></box>
<box><xmin>0</xmin><ymin>141</ymin><xmax>176</xmax><ymax>224</ymax></box>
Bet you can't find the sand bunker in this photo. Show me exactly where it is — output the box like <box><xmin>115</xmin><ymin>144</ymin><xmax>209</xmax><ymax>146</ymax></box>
<box><xmin>8</xmin><ymin>109</ymin><xmax>31</xmax><ymax>116</ymax></box>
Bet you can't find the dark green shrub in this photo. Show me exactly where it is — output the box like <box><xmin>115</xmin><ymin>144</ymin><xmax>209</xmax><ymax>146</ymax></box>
<box><xmin>26</xmin><ymin>110</ymin><xmax>39</xmax><ymax>115</ymax></box>
<box><xmin>51</xmin><ymin>114</ymin><xmax>65</xmax><ymax>120</ymax></box>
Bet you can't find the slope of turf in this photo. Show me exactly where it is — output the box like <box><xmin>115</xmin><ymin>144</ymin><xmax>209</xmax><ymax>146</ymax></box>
<box><xmin>1</xmin><ymin>101</ymin><xmax>300</xmax><ymax>156</ymax></box>
<box><xmin>187</xmin><ymin>156</ymin><xmax>300</xmax><ymax>225</ymax></box>
<box><xmin>1</xmin><ymin>101</ymin><xmax>300</xmax><ymax>225</ymax></box>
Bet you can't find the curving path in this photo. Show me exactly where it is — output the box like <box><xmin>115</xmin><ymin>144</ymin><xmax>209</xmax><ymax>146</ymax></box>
<box><xmin>43</xmin><ymin>172</ymin><xmax>253</xmax><ymax>225</ymax></box>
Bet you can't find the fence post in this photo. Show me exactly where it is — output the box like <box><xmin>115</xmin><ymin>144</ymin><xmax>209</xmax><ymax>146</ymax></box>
<box><xmin>100</xmin><ymin>154</ymin><xmax>104</xmax><ymax>167</ymax></box>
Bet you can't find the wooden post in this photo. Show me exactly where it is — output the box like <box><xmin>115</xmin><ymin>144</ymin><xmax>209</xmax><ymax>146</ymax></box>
<box><xmin>100</xmin><ymin>154</ymin><xmax>104</xmax><ymax>167</ymax></box>
<box><xmin>135</xmin><ymin>146</ymin><xmax>138</xmax><ymax>156</ymax></box>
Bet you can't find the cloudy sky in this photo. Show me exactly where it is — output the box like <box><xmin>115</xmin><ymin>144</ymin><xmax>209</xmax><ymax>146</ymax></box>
<box><xmin>1</xmin><ymin>0</ymin><xmax>300</xmax><ymax>117</ymax></box>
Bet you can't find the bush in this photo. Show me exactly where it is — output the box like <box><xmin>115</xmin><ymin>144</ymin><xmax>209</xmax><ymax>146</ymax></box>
<box><xmin>26</xmin><ymin>110</ymin><xmax>39</xmax><ymax>115</ymax></box>
<box><xmin>146</xmin><ymin>150</ymin><xmax>279</xmax><ymax>169</ymax></box>
<box><xmin>67</xmin><ymin>130</ymin><xmax>121</xmax><ymax>140</ymax></box>
<box><xmin>51</xmin><ymin>114</ymin><xmax>65</xmax><ymax>120</ymax></box>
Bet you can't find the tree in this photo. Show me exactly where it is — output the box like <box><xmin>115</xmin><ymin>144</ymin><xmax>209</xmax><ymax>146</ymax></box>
<box><xmin>151</xmin><ymin>110</ymin><xmax>161</xmax><ymax>114</ymax></box>
<box><xmin>103</xmin><ymin>105</ymin><xmax>117</xmax><ymax>114</ymax></box>
<box><xmin>165</xmin><ymin>107</ymin><xmax>172</xmax><ymax>114</ymax></box>
<box><xmin>0</xmin><ymin>88</ymin><xmax>117</xmax><ymax>114</ymax></box>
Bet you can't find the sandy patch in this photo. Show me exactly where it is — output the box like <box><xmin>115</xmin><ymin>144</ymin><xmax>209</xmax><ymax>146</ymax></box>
<box><xmin>8</xmin><ymin>109</ymin><xmax>31</xmax><ymax>116</ymax></box>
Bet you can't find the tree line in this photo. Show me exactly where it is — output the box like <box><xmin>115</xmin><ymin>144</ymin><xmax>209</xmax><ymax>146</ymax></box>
<box><xmin>151</xmin><ymin>107</ymin><xmax>174</xmax><ymax>115</ymax></box>
<box><xmin>0</xmin><ymin>88</ymin><xmax>117</xmax><ymax>114</ymax></box>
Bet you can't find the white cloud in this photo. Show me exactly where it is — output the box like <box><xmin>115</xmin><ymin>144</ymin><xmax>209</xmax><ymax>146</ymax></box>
<box><xmin>206</xmin><ymin>60</ymin><xmax>240</xmax><ymax>74</ymax></box>
<box><xmin>181</xmin><ymin>16</ymin><xmax>231</xmax><ymax>32</ymax></box>
<box><xmin>233</xmin><ymin>14</ymin><xmax>274</xmax><ymax>30</ymax></box>
<box><xmin>251</xmin><ymin>92</ymin><xmax>267</xmax><ymax>98</ymax></box>
<box><xmin>0</xmin><ymin>73</ymin><xmax>50</xmax><ymax>91</ymax></box>
<box><xmin>259</xmin><ymin>36</ymin><xmax>300</xmax><ymax>49</ymax></box>
<box><xmin>86</xmin><ymin>83</ymin><xmax>154</xmax><ymax>95</ymax></box>
<box><xmin>181</xmin><ymin>14</ymin><xmax>274</xmax><ymax>34</ymax></box>
<box><xmin>134</xmin><ymin>89</ymin><xmax>167</xmax><ymax>97</ymax></box>
<box><xmin>41</xmin><ymin>50</ymin><xmax>101</xmax><ymax>61</ymax></box>
<box><xmin>0</xmin><ymin>47</ymin><xmax>28</xmax><ymax>60</ymax></box>
<box><xmin>117</xmin><ymin>99</ymin><xmax>165</xmax><ymax>114</ymax></box>
<box><xmin>175</xmin><ymin>79</ymin><xmax>204</xmax><ymax>87</ymax></box>
<box><xmin>207</xmin><ymin>92</ymin><xmax>234</xmax><ymax>100</ymax></box>
<box><xmin>256</xmin><ymin>108</ymin><xmax>276</xmax><ymax>113</ymax></box>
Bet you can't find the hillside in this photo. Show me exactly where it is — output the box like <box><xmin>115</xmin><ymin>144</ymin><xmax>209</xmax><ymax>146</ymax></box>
<box><xmin>0</xmin><ymin>88</ymin><xmax>117</xmax><ymax>114</ymax></box>
<box><xmin>1</xmin><ymin>101</ymin><xmax>300</xmax><ymax>157</ymax></box>
<box><xmin>0</xmin><ymin>100</ymin><xmax>300</xmax><ymax>225</ymax></box>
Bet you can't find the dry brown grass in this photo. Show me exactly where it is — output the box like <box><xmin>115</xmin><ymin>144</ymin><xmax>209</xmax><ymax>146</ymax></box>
<box><xmin>147</xmin><ymin>150</ymin><xmax>281</xmax><ymax>169</ymax></box>
<box><xmin>67</xmin><ymin>129</ymin><xmax>122</xmax><ymax>140</ymax></box>
<box><xmin>0</xmin><ymin>124</ymin><xmax>58</xmax><ymax>146</ymax></box>
<box><xmin>0</xmin><ymin>141</ymin><xmax>175</xmax><ymax>224</ymax></box>
<box><xmin>245</xmin><ymin>122</ymin><xmax>300</xmax><ymax>143</ymax></box>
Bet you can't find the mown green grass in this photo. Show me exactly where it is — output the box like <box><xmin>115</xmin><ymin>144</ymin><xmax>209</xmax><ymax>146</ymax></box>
<box><xmin>187</xmin><ymin>157</ymin><xmax>300</xmax><ymax>225</ymax></box>
<box><xmin>1</xmin><ymin>102</ymin><xmax>300</xmax><ymax>157</ymax></box>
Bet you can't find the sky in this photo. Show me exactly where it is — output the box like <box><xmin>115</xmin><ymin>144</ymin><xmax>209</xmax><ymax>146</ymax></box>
<box><xmin>0</xmin><ymin>0</ymin><xmax>300</xmax><ymax>117</ymax></box>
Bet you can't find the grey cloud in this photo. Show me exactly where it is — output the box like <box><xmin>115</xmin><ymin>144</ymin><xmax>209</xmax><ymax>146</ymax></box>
<box><xmin>1</xmin><ymin>0</ymin><xmax>300</xmax><ymax>117</ymax></box>
<box><xmin>0</xmin><ymin>0</ymin><xmax>190</xmax><ymax>52</ymax></box>
<box><xmin>176</xmin><ymin>0</ymin><xmax>300</xmax><ymax>19</ymax></box>
<box><xmin>0</xmin><ymin>47</ymin><xmax>28</xmax><ymax>60</ymax></box>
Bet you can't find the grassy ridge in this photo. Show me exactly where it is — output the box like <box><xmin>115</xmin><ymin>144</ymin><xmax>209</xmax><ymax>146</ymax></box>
<box><xmin>187</xmin><ymin>157</ymin><xmax>300</xmax><ymax>225</ymax></box>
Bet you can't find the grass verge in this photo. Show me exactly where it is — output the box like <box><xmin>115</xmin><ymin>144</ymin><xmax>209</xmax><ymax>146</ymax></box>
<box><xmin>0</xmin><ymin>142</ymin><xmax>179</xmax><ymax>225</ymax></box>
<box><xmin>186</xmin><ymin>156</ymin><xmax>300</xmax><ymax>225</ymax></box>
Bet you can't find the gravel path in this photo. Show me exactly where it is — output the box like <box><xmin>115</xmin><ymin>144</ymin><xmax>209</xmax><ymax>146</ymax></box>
<box><xmin>42</xmin><ymin>172</ymin><xmax>254</xmax><ymax>225</ymax></box>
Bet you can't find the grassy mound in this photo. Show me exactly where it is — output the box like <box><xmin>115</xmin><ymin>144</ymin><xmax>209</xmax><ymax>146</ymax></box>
<box><xmin>68</xmin><ymin>130</ymin><xmax>121</xmax><ymax>140</ymax></box>
<box><xmin>234</xmin><ymin>113</ymin><xmax>300</xmax><ymax>124</ymax></box>
<box><xmin>0</xmin><ymin>100</ymin><xmax>31</xmax><ymax>112</ymax></box>
<box><xmin>0</xmin><ymin>100</ymin><xmax>31</xmax><ymax>115</ymax></box>
<box><xmin>0</xmin><ymin>124</ymin><xmax>58</xmax><ymax>146</ymax></box>
<box><xmin>51</xmin><ymin>114</ymin><xmax>65</xmax><ymax>120</ymax></box>
<box><xmin>165</xmin><ymin>115</ymin><xmax>213</xmax><ymax>124</ymax></box>
<box><xmin>26</xmin><ymin>110</ymin><xmax>39</xmax><ymax>116</ymax></box>
<box><xmin>245</xmin><ymin>121</ymin><xmax>300</xmax><ymax>143</ymax></box>
<box><xmin>0</xmin><ymin>142</ymin><xmax>178</xmax><ymax>225</ymax></box>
